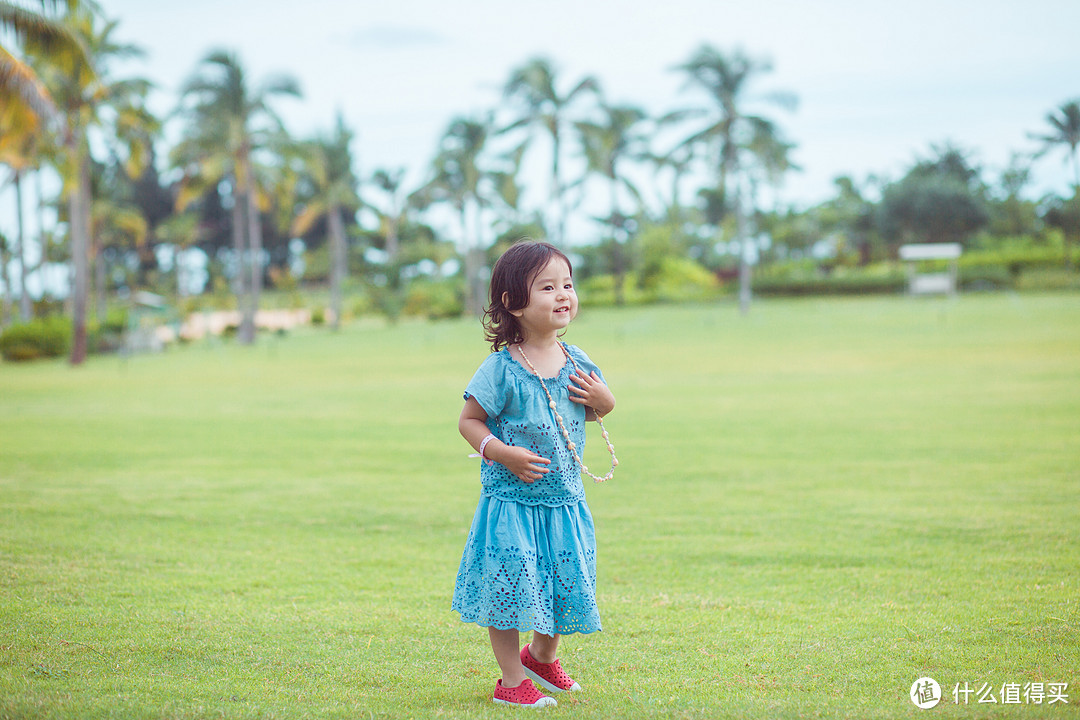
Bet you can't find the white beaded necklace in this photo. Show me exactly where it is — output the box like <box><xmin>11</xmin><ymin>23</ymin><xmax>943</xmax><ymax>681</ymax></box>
<box><xmin>516</xmin><ymin>342</ymin><xmax>618</xmax><ymax>483</ymax></box>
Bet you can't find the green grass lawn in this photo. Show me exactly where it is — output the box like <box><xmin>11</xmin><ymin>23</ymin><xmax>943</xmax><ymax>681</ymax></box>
<box><xmin>1</xmin><ymin>294</ymin><xmax>1078</xmax><ymax>719</ymax></box>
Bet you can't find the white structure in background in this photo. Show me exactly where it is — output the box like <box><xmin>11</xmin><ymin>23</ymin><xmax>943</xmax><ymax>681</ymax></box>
<box><xmin>899</xmin><ymin>243</ymin><xmax>962</xmax><ymax>297</ymax></box>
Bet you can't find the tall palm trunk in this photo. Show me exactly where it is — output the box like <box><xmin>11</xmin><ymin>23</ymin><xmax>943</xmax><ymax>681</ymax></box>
<box><xmin>1069</xmin><ymin>153</ymin><xmax>1079</xmax><ymax>270</ymax></box>
<box><xmin>460</xmin><ymin>206</ymin><xmax>481</xmax><ymax>317</ymax></box>
<box><xmin>236</xmin><ymin>148</ymin><xmax>260</xmax><ymax>345</ymax></box>
<box><xmin>735</xmin><ymin>181</ymin><xmax>752</xmax><ymax>316</ymax></box>
<box><xmin>327</xmin><ymin>204</ymin><xmax>346</xmax><ymax>331</ymax></box>
<box><xmin>69</xmin><ymin>132</ymin><xmax>92</xmax><ymax>365</ymax></box>
<box><xmin>230</xmin><ymin>185</ymin><xmax>246</xmax><ymax>298</ymax></box>
<box><xmin>1069</xmin><ymin>147</ymin><xmax>1079</xmax><ymax>198</ymax></box>
<box><xmin>550</xmin><ymin>134</ymin><xmax>567</xmax><ymax>246</ymax></box>
<box><xmin>14</xmin><ymin>169</ymin><xmax>33</xmax><ymax>321</ymax></box>
<box><xmin>385</xmin><ymin>214</ymin><xmax>399</xmax><ymax>264</ymax></box>
<box><xmin>28</xmin><ymin>170</ymin><xmax>45</xmax><ymax>319</ymax></box>
<box><xmin>235</xmin><ymin>183</ymin><xmax>255</xmax><ymax>343</ymax></box>
<box><xmin>610</xmin><ymin>172</ymin><xmax>626</xmax><ymax>306</ymax></box>
<box><xmin>94</xmin><ymin>238</ymin><xmax>107</xmax><ymax>322</ymax></box>
<box><xmin>244</xmin><ymin>175</ymin><xmax>263</xmax><ymax>344</ymax></box>
<box><xmin>1</xmin><ymin>216</ymin><xmax>11</xmax><ymax>327</ymax></box>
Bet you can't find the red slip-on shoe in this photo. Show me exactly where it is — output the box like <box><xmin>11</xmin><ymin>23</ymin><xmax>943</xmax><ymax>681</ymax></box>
<box><xmin>520</xmin><ymin>644</ymin><xmax>582</xmax><ymax>693</ymax></box>
<box><xmin>492</xmin><ymin>678</ymin><xmax>557</xmax><ymax>708</ymax></box>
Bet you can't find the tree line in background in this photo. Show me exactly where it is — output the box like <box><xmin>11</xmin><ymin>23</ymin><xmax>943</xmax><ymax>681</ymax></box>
<box><xmin>2</xmin><ymin>1</ymin><xmax>1079</xmax><ymax>363</ymax></box>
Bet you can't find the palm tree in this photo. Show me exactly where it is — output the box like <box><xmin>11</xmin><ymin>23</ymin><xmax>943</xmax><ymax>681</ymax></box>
<box><xmin>173</xmin><ymin>49</ymin><xmax>300</xmax><ymax>343</ymax></box>
<box><xmin>31</xmin><ymin>5</ymin><xmax>155</xmax><ymax>364</ymax></box>
<box><xmin>90</xmin><ymin>190</ymin><xmax>147</xmax><ymax>321</ymax></box>
<box><xmin>646</xmin><ymin>142</ymin><xmax>695</xmax><ymax>229</ymax></box>
<box><xmin>369</xmin><ymin>167</ymin><xmax>405</xmax><ymax>262</ymax></box>
<box><xmin>576</xmin><ymin>102</ymin><xmax>648</xmax><ymax>304</ymax></box>
<box><xmin>416</xmin><ymin>116</ymin><xmax>492</xmax><ymax>316</ymax></box>
<box><xmin>670</xmin><ymin>44</ymin><xmax>795</xmax><ymax>314</ymax></box>
<box><xmin>0</xmin><ymin>96</ymin><xmax>42</xmax><ymax>321</ymax></box>
<box><xmin>501</xmin><ymin>57</ymin><xmax>598</xmax><ymax>245</ymax></box>
<box><xmin>747</xmin><ymin>122</ymin><xmax>799</xmax><ymax>202</ymax></box>
<box><xmin>817</xmin><ymin>176</ymin><xmax>878</xmax><ymax>265</ymax></box>
<box><xmin>1031</xmin><ymin>99</ymin><xmax>1080</xmax><ymax>195</ymax></box>
<box><xmin>0</xmin><ymin>0</ymin><xmax>89</xmax><ymax>122</ymax></box>
<box><xmin>2</xmin><ymin>0</ymin><xmax>90</xmax><ymax>327</ymax></box>
<box><xmin>154</xmin><ymin>211</ymin><xmax>199</xmax><ymax>296</ymax></box>
<box><xmin>0</xmin><ymin>229</ymin><xmax>10</xmax><ymax>326</ymax></box>
<box><xmin>488</xmin><ymin>143</ymin><xmax>526</xmax><ymax>231</ymax></box>
<box><xmin>291</xmin><ymin>113</ymin><xmax>360</xmax><ymax>331</ymax></box>
<box><xmin>1031</xmin><ymin>100</ymin><xmax>1080</xmax><ymax>268</ymax></box>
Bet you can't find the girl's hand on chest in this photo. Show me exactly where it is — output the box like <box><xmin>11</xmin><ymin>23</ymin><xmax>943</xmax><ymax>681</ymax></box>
<box><xmin>568</xmin><ymin>370</ymin><xmax>616</xmax><ymax>417</ymax></box>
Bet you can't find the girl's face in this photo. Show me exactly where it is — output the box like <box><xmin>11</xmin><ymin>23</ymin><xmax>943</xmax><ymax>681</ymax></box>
<box><xmin>509</xmin><ymin>256</ymin><xmax>577</xmax><ymax>339</ymax></box>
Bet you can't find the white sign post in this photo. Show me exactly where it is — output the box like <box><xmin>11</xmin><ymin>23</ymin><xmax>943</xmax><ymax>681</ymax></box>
<box><xmin>899</xmin><ymin>243</ymin><xmax>962</xmax><ymax>297</ymax></box>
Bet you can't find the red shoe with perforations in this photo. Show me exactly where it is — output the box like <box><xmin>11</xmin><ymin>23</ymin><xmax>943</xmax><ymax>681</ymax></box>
<box><xmin>520</xmin><ymin>644</ymin><xmax>582</xmax><ymax>693</ymax></box>
<box><xmin>492</xmin><ymin>678</ymin><xmax>557</xmax><ymax>708</ymax></box>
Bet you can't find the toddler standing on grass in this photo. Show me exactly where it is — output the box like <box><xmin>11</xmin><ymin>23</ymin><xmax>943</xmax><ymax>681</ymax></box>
<box><xmin>453</xmin><ymin>240</ymin><xmax>618</xmax><ymax>708</ymax></box>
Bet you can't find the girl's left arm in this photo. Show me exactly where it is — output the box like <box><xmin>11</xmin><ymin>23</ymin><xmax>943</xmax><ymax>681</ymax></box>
<box><xmin>568</xmin><ymin>371</ymin><xmax>616</xmax><ymax>420</ymax></box>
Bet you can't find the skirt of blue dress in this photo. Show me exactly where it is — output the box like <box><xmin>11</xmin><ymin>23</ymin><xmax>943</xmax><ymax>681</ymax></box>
<box><xmin>452</xmin><ymin>495</ymin><xmax>602</xmax><ymax>635</ymax></box>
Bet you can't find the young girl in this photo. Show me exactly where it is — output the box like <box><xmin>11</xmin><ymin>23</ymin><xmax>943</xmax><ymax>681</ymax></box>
<box><xmin>453</xmin><ymin>240</ymin><xmax>618</xmax><ymax>708</ymax></box>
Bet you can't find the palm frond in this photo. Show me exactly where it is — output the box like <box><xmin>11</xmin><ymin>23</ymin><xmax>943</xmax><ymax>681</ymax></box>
<box><xmin>0</xmin><ymin>45</ymin><xmax>56</xmax><ymax>119</ymax></box>
<box><xmin>259</xmin><ymin>73</ymin><xmax>301</xmax><ymax>99</ymax></box>
<box><xmin>1</xmin><ymin>1</ymin><xmax>72</xmax><ymax>48</ymax></box>
<box><xmin>290</xmin><ymin>200</ymin><xmax>327</xmax><ymax>236</ymax></box>
<box><xmin>566</xmin><ymin>75</ymin><xmax>600</xmax><ymax>101</ymax></box>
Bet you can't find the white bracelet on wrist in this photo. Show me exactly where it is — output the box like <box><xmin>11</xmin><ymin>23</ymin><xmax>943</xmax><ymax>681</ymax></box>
<box><xmin>478</xmin><ymin>433</ymin><xmax>496</xmax><ymax>465</ymax></box>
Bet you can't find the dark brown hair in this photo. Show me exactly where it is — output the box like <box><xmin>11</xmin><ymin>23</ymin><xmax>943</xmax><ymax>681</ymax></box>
<box><xmin>483</xmin><ymin>240</ymin><xmax>573</xmax><ymax>351</ymax></box>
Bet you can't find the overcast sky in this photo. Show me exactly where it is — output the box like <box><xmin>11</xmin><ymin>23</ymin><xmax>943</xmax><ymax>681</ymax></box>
<box><xmin>89</xmin><ymin>0</ymin><xmax>1078</xmax><ymax>208</ymax></box>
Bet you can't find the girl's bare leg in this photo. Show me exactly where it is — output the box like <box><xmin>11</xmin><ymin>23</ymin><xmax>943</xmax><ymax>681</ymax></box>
<box><xmin>489</xmin><ymin>627</ymin><xmax>527</xmax><ymax>687</ymax></box>
<box><xmin>528</xmin><ymin>631</ymin><xmax>560</xmax><ymax>663</ymax></box>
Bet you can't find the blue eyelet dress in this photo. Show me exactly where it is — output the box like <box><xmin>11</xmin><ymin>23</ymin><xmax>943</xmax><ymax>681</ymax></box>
<box><xmin>452</xmin><ymin>343</ymin><xmax>604</xmax><ymax>636</ymax></box>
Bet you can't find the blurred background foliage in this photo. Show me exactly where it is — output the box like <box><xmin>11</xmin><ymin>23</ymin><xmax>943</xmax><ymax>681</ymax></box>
<box><xmin>1</xmin><ymin>2</ymin><xmax>1079</xmax><ymax>362</ymax></box>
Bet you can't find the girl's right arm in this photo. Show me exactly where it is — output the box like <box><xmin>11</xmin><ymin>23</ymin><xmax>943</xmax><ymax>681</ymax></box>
<box><xmin>459</xmin><ymin>397</ymin><xmax>550</xmax><ymax>483</ymax></box>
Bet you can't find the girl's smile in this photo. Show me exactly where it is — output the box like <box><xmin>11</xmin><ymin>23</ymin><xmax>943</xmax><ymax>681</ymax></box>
<box><xmin>510</xmin><ymin>257</ymin><xmax>578</xmax><ymax>336</ymax></box>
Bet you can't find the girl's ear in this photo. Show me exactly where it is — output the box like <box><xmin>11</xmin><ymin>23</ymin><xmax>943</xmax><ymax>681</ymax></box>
<box><xmin>503</xmin><ymin>291</ymin><xmax>524</xmax><ymax>318</ymax></box>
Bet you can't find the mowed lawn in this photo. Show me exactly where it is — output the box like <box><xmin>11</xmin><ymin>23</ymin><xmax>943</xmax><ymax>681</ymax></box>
<box><xmin>1</xmin><ymin>294</ymin><xmax>1078</xmax><ymax>719</ymax></box>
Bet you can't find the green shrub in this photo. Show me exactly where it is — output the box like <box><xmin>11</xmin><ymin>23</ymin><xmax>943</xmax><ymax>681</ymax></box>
<box><xmin>1016</xmin><ymin>268</ymin><xmax>1080</xmax><ymax>292</ymax></box>
<box><xmin>639</xmin><ymin>256</ymin><xmax>721</xmax><ymax>303</ymax></box>
<box><xmin>89</xmin><ymin>327</ymin><xmax>125</xmax><ymax>354</ymax></box>
<box><xmin>88</xmin><ymin>307</ymin><xmax>130</xmax><ymax>354</ymax></box>
<box><xmin>579</xmin><ymin>273</ymin><xmax>618</xmax><ymax>306</ymax></box>
<box><xmin>0</xmin><ymin>316</ymin><xmax>71</xmax><ymax>362</ymax></box>
<box><xmin>402</xmin><ymin>279</ymin><xmax>463</xmax><ymax>320</ymax></box>
<box><xmin>100</xmin><ymin>307</ymin><xmax>129</xmax><ymax>334</ymax></box>
<box><xmin>351</xmin><ymin>292</ymin><xmax>374</xmax><ymax>318</ymax></box>
<box><xmin>578</xmin><ymin>273</ymin><xmax>650</xmax><ymax>307</ymax></box>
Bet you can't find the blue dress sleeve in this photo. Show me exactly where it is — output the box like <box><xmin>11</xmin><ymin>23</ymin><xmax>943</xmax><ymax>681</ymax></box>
<box><xmin>463</xmin><ymin>352</ymin><xmax>509</xmax><ymax>419</ymax></box>
<box><xmin>565</xmin><ymin>344</ymin><xmax>606</xmax><ymax>385</ymax></box>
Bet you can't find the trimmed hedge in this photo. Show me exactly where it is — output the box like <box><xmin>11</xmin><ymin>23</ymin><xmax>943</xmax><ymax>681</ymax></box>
<box><xmin>958</xmin><ymin>265</ymin><xmax>1013</xmax><ymax>291</ymax></box>
<box><xmin>752</xmin><ymin>274</ymin><xmax>907</xmax><ymax>297</ymax></box>
<box><xmin>1015</xmin><ymin>268</ymin><xmax>1080</xmax><ymax>292</ymax></box>
<box><xmin>960</xmin><ymin>244</ymin><xmax>1078</xmax><ymax>275</ymax></box>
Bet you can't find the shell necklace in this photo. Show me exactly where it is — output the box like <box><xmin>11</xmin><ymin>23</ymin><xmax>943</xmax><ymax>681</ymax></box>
<box><xmin>516</xmin><ymin>342</ymin><xmax>618</xmax><ymax>483</ymax></box>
